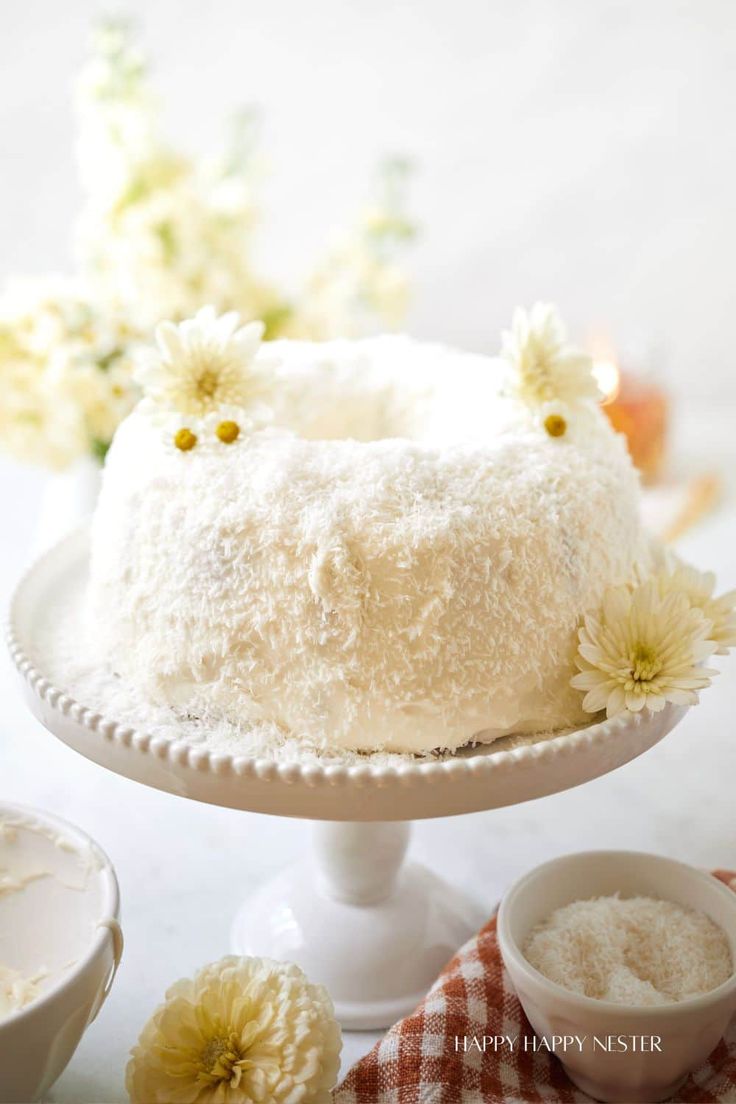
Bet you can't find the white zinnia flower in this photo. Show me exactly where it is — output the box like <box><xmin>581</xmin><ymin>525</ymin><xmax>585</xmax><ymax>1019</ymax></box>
<box><xmin>136</xmin><ymin>306</ymin><xmax>265</xmax><ymax>417</ymax></box>
<box><xmin>126</xmin><ymin>956</ymin><xmax>341</xmax><ymax>1104</ymax></box>
<box><xmin>571</xmin><ymin>578</ymin><xmax>717</xmax><ymax>718</ymax></box>
<box><xmin>502</xmin><ymin>302</ymin><xmax>600</xmax><ymax>407</ymax></box>
<box><xmin>656</xmin><ymin>557</ymin><xmax>736</xmax><ymax>655</ymax></box>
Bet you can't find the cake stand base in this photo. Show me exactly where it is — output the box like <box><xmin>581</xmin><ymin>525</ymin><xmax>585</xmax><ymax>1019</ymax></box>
<box><xmin>231</xmin><ymin>821</ymin><xmax>484</xmax><ymax>1030</ymax></box>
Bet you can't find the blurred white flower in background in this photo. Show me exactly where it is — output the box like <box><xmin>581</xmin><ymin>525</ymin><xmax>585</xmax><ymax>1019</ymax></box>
<box><xmin>0</xmin><ymin>17</ymin><xmax>416</xmax><ymax>471</ymax></box>
<box><xmin>0</xmin><ymin>277</ymin><xmax>141</xmax><ymax>468</ymax></box>
<box><xmin>126</xmin><ymin>955</ymin><xmax>341</xmax><ymax>1104</ymax></box>
<box><xmin>74</xmin><ymin>18</ymin><xmax>415</xmax><ymax>341</ymax></box>
<box><xmin>75</xmin><ymin>26</ymin><xmax>281</xmax><ymax>333</ymax></box>
<box><xmin>290</xmin><ymin>157</ymin><xmax>416</xmax><ymax>338</ymax></box>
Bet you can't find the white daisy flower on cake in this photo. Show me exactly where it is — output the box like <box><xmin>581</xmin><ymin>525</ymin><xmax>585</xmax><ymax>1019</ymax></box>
<box><xmin>162</xmin><ymin>402</ymin><xmax>271</xmax><ymax>456</ymax></box>
<box><xmin>531</xmin><ymin>399</ymin><xmax>581</xmax><ymax>441</ymax></box>
<box><xmin>656</xmin><ymin>557</ymin><xmax>736</xmax><ymax>656</ymax></box>
<box><xmin>136</xmin><ymin>306</ymin><xmax>266</xmax><ymax>417</ymax></box>
<box><xmin>502</xmin><ymin>302</ymin><xmax>600</xmax><ymax>408</ymax></box>
<box><xmin>126</xmin><ymin>955</ymin><xmax>341</xmax><ymax>1104</ymax></box>
<box><xmin>571</xmin><ymin>577</ymin><xmax>717</xmax><ymax>718</ymax></box>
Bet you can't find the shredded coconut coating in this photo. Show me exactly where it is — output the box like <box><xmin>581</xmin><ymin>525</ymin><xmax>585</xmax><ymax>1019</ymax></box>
<box><xmin>87</xmin><ymin>336</ymin><xmax>648</xmax><ymax>754</ymax></box>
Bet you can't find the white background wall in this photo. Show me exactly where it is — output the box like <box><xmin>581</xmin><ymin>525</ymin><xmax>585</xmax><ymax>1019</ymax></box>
<box><xmin>2</xmin><ymin>0</ymin><xmax>736</xmax><ymax>402</ymax></box>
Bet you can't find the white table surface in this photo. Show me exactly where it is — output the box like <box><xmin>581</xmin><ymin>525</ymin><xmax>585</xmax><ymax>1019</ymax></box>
<box><xmin>1</xmin><ymin>408</ymin><xmax>735</xmax><ymax>1102</ymax></box>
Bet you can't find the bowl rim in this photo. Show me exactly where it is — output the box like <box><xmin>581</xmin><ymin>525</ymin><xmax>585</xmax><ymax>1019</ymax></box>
<box><xmin>5</xmin><ymin>527</ymin><xmax>684</xmax><ymax>788</ymax></box>
<box><xmin>497</xmin><ymin>848</ymin><xmax>736</xmax><ymax>1018</ymax></box>
<box><xmin>0</xmin><ymin>801</ymin><xmax>121</xmax><ymax>1031</ymax></box>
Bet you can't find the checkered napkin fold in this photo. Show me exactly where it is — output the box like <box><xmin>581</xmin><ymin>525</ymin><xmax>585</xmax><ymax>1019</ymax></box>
<box><xmin>333</xmin><ymin>871</ymin><xmax>736</xmax><ymax>1104</ymax></box>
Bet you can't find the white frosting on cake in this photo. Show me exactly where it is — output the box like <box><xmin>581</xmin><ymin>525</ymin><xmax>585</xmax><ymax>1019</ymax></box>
<box><xmin>87</xmin><ymin>335</ymin><xmax>648</xmax><ymax>754</ymax></box>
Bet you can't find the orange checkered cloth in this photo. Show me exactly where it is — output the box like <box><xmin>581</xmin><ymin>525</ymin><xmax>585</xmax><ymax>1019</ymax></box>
<box><xmin>333</xmin><ymin>871</ymin><xmax>736</xmax><ymax>1104</ymax></box>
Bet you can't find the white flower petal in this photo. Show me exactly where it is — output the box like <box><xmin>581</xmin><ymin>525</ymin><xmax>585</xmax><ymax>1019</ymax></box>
<box><xmin>606</xmin><ymin>685</ymin><xmax>627</xmax><ymax>717</ymax></box>
<box><xmin>156</xmin><ymin>320</ymin><xmax>184</xmax><ymax>363</ymax></box>
<box><xmin>195</xmin><ymin>305</ymin><xmax>218</xmax><ymax>326</ymax></box>
<box><xmin>570</xmin><ymin>670</ymin><xmax>605</xmax><ymax>690</ymax></box>
<box><xmin>234</xmin><ymin>319</ymin><xmax>265</xmax><ymax>359</ymax></box>
<box><xmin>215</xmin><ymin>310</ymin><xmax>242</xmax><ymax>339</ymax></box>
<box><xmin>665</xmin><ymin>688</ymin><xmax>698</xmax><ymax>706</ymax></box>
<box><xmin>578</xmin><ymin>643</ymin><xmax>606</xmax><ymax>667</ymax></box>
<box><xmin>582</xmin><ymin>683</ymin><xmax>612</xmax><ymax>714</ymax></box>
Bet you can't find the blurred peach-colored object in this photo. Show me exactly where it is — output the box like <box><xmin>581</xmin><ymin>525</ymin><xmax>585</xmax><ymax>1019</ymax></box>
<box><xmin>592</xmin><ymin>345</ymin><xmax>669</xmax><ymax>484</ymax></box>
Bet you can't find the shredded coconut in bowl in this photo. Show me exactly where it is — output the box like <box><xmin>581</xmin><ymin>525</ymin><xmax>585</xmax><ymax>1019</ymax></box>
<box><xmin>524</xmin><ymin>895</ymin><xmax>733</xmax><ymax>1006</ymax></box>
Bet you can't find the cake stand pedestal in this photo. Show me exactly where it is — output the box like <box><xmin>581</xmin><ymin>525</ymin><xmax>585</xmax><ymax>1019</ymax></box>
<box><xmin>232</xmin><ymin>821</ymin><xmax>483</xmax><ymax>1028</ymax></box>
<box><xmin>7</xmin><ymin>531</ymin><xmax>689</xmax><ymax>1029</ymax></box>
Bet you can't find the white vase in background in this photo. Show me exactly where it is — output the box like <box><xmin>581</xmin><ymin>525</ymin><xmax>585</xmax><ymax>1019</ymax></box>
<box><xmin>31</xmin><ymin>456</ymin><xmax>102</xmax><ymax>558</ymax></box>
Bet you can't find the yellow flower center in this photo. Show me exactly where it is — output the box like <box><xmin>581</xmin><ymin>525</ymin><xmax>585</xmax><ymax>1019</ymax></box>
<box><xmin>198</xmin><ymin>1033</ymin><xmax>252</xmax><ymax>1089</ymax></box>
<box><xmin>216</xmin><ymin>420</ymin><xmax>240</xmax><ymax>444</ymax></box>
<box><xmin>544</xmin><ymin>413</ymin><xmax>567</xmax><ymax>438</ymax></box>
<box><xmin>630</xmin><ymin>643</ymin><xmax>661</xmax><ymax>684</ymax></box>
<box><xmin>196</xmin><ymin>369</ymin><xmax>220</xmax><ymax>400</ymax></box>
<box><xmin>174</xmin><ymin>427</ymin><xmax>197</xmax><ymax>452</ymax></box>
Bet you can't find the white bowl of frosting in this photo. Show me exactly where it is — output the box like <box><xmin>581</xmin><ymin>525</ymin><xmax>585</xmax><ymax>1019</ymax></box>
<box><xmin>498</xmin><ymin>850</ymin><xmax>736</xmax><ymax>1103</ymax></box>
<box><xmin>0</xmin><ymin>803</ymin><xmax>122</xmax><ymax>1103</ymax></box>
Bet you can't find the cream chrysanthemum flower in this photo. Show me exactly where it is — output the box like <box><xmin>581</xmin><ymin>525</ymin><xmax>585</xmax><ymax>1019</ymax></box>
<box><xmin>502</xmin><ymin>302</ymin><xmax>600</xmax><ymax>407</ymax></box>
<box><xmin>571</xmin><ymin>578</ymin><xmax>717</xmax><ymax>718</ymax></box>
<box><xmin>136</xmin><ymin>306</ymin><xmax>265</xmax><ymax>417</ymax></box>
<box><xmin>656</xmin><ymin>558</ymin><xmax>736</xmax><ymax>656</ymax></box>
<box><xmin>126</xmin><ymin>956</ymin><xmax>341</xmax><ymax>1104</ymax></box>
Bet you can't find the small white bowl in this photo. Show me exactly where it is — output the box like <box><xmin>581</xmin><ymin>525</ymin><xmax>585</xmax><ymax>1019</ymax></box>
<box><xmin>0</xmin><ymin>803</ymin><xmax>122</xmax><ymax>1103</ymax></box>
<box><xmin>498</xmin><ymin>851</ymin><xmax>736</xmax><ymax>1103</ymax></box>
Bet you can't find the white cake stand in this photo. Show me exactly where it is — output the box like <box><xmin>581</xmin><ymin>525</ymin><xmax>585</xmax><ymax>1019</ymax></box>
<box><xmin>7</xmin><ymin>531</ymin><xmax>689</xmax><ymax>1029</ymax></box>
